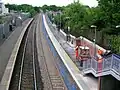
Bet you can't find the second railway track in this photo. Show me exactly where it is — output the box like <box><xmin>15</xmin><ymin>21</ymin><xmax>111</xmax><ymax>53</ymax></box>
<box><xmin>36</xmin><ymin>14</ymin><xmax>67</xmax><ymax>90</ymax></box>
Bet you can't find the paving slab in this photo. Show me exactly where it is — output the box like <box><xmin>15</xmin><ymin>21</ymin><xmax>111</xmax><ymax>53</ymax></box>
<box><xmin>45</xmin><ymin>16</ymin><xmax>98</xmax><ymax>90</ymax></box>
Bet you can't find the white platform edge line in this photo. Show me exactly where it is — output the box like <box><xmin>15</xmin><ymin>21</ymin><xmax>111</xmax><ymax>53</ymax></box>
<box><xmin>43</xmin><ymin>15</ymin><xmax>88</xmax><ymax>90</ymax></box>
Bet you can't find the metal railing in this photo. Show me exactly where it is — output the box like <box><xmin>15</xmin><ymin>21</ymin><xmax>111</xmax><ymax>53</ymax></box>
<box><xmin>45</xmin><ymin>13</ymin><xmax>120</xmax><ymax>84</ymax></box>
<box><xmin>83</xmin><ymin>54</ymin><xmax>120</xmax><ymax>81</ymax></box>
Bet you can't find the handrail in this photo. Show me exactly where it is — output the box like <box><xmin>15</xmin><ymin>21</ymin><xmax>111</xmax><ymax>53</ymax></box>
<box><xmin>45</xmin><ymin>14</ymin><xmax>120</xmax><ymax>81</ymax></box>
<box><xmin>83</xmin><ymin>54</ymin><xmax>120</xmax><ymax>81</ymax></box>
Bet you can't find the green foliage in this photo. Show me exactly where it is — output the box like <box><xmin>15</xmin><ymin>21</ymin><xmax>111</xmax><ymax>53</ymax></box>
<box><xmin>52</xmin><ymin>1</ymin><xmax>120</xmax><ymax>54</ymax></box>
<box><xmin>6</xmin><ymin>1</ymin><xmax>120</xmax><ymax>54</ymax></box>
<box><xmin>109</xmin><ymin>35</ymin><xmax>120</xmax><ymax>54</ymax></box>
<box><xmin>41</xmin><ymin>5</ymin><xmax>62</xmax><ymax>12</ymax></box>
<box><xmin>5</xmin><ymin>4</ymin><xmax>40</xmax><ymax>17</ymax></box>
<box><xmin>34</xmin><ymin>6</ymin><xmax>40</xmax><ymax>13</ymax></box>
<box><xmin>97</xmin><ymin>0</ymin><xmax>120</xmax><ymax>28</ymax></box>
<box><xmin>54</xmin><ymin>2</ymin><xmax>95</xmax><ymax>36</ymax></box>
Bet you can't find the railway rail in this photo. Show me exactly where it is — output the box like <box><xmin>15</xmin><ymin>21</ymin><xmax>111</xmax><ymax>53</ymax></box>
<box><xmin>8</xmin><ymin>14</ymin><xmax>67</xmax><ymax>90</ymax></box>
<box><xmin>9</xmin><ymin>16</ymin><xmax>43</xmax><ymax>90</ymax></box>
<box><xmin>36</xmin><ymin>14</ymin><xmax>67</xmax><ymax>90</ymax></box>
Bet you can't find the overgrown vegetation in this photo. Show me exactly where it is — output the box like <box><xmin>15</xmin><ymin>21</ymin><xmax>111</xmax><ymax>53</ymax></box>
<box><xmin>49</xmin><ymin>1</ymin><xmax>120</xmax><ymax>54</ymax></box>
<box><xmin>41</xmin><ymin>5</ymin><xmax>63</xmax><ymax>12</ymax></box>
<box><xmin>5</xmin><ymin>4</ymin><xmax>40</xmax><ymax>17</ymax></box>
<box><xmin>5</xmin><ymin>1</ymin><xmax>120</xmax><ymax>54</ymax></box>
<box><xmin>5</xmin><ymin>4</ymin><xmax>63</xmax><ymax>17</ymax></box>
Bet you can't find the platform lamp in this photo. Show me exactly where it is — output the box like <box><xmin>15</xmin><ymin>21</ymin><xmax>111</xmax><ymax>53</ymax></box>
<box><xmin>65</xmin><ymin>17</ymin><xmax>70</xmax><ymax>41</ymax></box>
<box><xmin>116</xmin><ymin>25</ymin><xmax>120</xmax><ymax>52</ymax></box>
<box><xmin>116</xmin><ymin>25</ymin><xmax>120</xmax><ymax>35</ymax></box>
<box><xmin>91</xmin><ymin>25</ymin><xmax>101</xmax><ymax>90</ymax></box>
<box><xmin>116</xmin><ymin>25</ymin><xmax>120</xmax><ymax>28</ymax></box>
<box><xmin>116</xmin><ymin>25</ymin><xmax>120</xmax><ymax>34</ymax></box>
<box><xmin>59</xmin><ymin>10</ymin><xmax>62</xmax><ymax>30</ymax></box>
<box><xmin>91</xmin><ymin>25</ymin><xmax>97</xmax><ymax>57</ymax></box>
<box><xmin>68</xmin><ymin>26</ymin><xmax>70</xmax><ymax>42</ymax></box>
<box><xmin>80</xmin><ymin>36</ymin><xmax>84</xmax><ymax>46</ymax></box>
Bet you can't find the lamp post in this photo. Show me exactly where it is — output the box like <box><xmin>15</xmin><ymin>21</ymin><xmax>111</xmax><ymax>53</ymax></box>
<box><xmin>116</xmin><ymin>25</ymin><xmax>120</xmax><ymax>52</ymax></box>
<box><xmin>116</xmin><ymin>25</ymin><xmax>120</xmax><ymax>35</ymax></box>
<box><xmin>68</xmin><ymin>26</ymin><xmax>70</xmax><ymax>33</ymax></box>
<box><xmin>91</xmin><ymin>25</ymin><xmax>101</xmax><ymax>90</ymax></box>
<box><xmin>59</xmin><ymin>10</ymin><xmax>61</xmax><ymax>30</ymax></box>
<box><xmin>66</xmin><ymin>16</ymin><xmax>70</xmax><ymax>28</ymax></box>
<box><xmin>80</xmin><ymin>36</ymin><xmax>83</xmax><ymax>46</ymax></box>
<box><xmin>68</xmin><ymin>26</ymin><xmax>70</xmax><ymax>41</ymax></box>
<box><xmin>116</xmin><ymin>25</ymin><xmax>120</xmax><ymax>28</ymax></box>
<box><xmin>91</xmin><ymin>25</ymin><xmax>97</xmax><ymax>57</ymax></box>
<box><xmin>65</xmin><ymin>17</ymin><xmax>70</xmax><ymax>41</ymax></box>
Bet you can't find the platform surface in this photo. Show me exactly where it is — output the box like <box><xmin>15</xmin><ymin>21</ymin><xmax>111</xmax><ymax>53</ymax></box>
<box><xmin>44</xmin><ymin>15</ymin><xmax>98</xmax><ymax>90</ymax></box>
<box><xmin>0</xmin><ymin>19</ymin><xmax>31</xmax><ymax>81</ymax></box>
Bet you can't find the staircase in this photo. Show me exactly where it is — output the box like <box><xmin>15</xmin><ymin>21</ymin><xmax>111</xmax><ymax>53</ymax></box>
<box><xmin>45</xmin><ymin>13</ymin><xmax>120</xmax><ymax>81</ymax></box>
<box><xmin>83</xmin><ymin>54</ymin><xmax>120</xmax><ymax>81</ymax></box>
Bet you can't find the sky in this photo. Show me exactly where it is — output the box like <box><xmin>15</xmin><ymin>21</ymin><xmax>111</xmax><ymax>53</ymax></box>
<box><xmin>3</xmin><ymin>0</ymin><xmax>98</xmax><ymax>7</ymax></box>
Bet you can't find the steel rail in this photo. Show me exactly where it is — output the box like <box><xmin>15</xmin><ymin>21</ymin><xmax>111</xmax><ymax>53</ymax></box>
<box><xmin>18</xmin><ymin>20</ymin><xmax>37</xmax><ymax>90</ymax></box>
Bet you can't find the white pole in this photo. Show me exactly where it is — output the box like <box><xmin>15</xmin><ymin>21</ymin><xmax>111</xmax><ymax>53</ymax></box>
<box><xmin>60</xmin><ymin>12</ymin><xmax>61</xmax><ymax>29</ymax></box>
<box><xmin>94</xmin><ymin>27</ymin><xmax>96</xmax><ymax>57</ymax></box>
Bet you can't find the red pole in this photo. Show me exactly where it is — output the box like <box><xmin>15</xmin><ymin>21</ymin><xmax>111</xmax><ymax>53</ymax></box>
<box><xmin>98</xmin><ymin>59</ymin><xmax>102</xmax><ymax>90</ymax></box>
<box><xmin>75</xmin><ymin>47</ymin><xmax>78</xmax><ymax>59</ymax></box>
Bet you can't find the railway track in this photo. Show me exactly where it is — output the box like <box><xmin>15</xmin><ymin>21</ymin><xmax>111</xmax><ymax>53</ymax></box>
<box><xmin>9</xmin><ymin>14</ymin><xmax>67</xmax><ymax>90</ymax></box>
<box><xmin>9</xmin><ymin>16</ymin><xmax>43</xmax><ymax>90</ymax></box>
<box><xmin>36</xmin><ymin>14</ymin><xmax>67</xmax><ymax>90</ymax></box>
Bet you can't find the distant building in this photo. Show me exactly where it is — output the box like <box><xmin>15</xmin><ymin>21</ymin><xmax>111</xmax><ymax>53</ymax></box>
<box><xmin>0</xmin><ymin>0</ymin><xmax>9</xmax><ymax>14</ymax></box>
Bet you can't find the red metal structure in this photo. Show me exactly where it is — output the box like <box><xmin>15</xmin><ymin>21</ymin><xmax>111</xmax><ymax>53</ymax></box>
<box><xmin>75</xmin><ymin>38</ymin><xmax>91</xmax><ymax>67</ymax></box>
<box><xmin>79</xmin><ymin>46</ymin><xmax>90</xmax><ymax>61</ymax></box>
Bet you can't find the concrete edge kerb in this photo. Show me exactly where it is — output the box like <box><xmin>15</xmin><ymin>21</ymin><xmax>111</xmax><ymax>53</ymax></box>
<box><xmin>43</xmin><ymin>15</ymin><xmax>87</xmax><ymax>90</ymax></box>
<box><xmin>0</xmin><ymin>18</ymin><xmax>33</xmax><ymax>90</ymax></box>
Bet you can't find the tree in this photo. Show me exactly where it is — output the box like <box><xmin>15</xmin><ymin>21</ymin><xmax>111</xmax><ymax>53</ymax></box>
<box><xmin>97</xmin><ymin>0</ymin><xmax>120</xmax><ymax>28</ymax></box>
<box><xmin>49</xmin><ymin>0</ymin><xmax>120</xmax><ymax>53</ymax></box>
<box><xmin>5</xmin><ymin>4</ymin><xmax>39</xmax><ymax>17</ymax></box>
<box><xmin>41</xmin><ymin>5</ymin><xmax>62</xmax><ymax>12</ymax></box>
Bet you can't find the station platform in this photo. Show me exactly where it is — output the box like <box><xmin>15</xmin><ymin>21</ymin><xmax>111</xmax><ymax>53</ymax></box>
<box><xmin>43</xmin><ymin>15</ymin><xmax>98</xmax><ymax>90</ymax></box>
<box><xmin>0</xmin><ymin>19</ymin><xmax>31</xmax><ymax>81</ymax></box>
<box><xmin>50</xmin><ymin>26</ymin><xmax>98</xmax><ymax>90</ymax></box>
<box><xmin>60</xmin><ymin>36</ymin><xmax>98</xmax><ymax>90</ymax></box>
